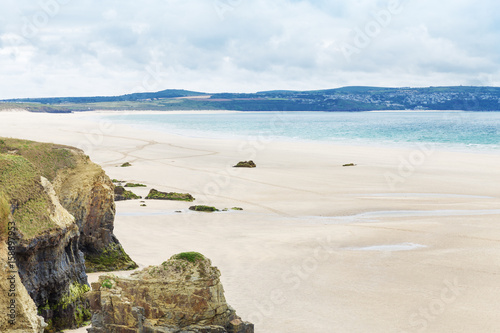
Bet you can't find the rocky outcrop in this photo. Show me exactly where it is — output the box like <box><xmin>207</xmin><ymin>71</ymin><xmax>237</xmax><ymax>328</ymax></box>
<box><xmin>0</xmin><ymin>138</ymin><xmax>136</xmax><ymax>331</ymax></box>
<box><xmin>87</xmin><ymin>252</ymin><xmax>254</xmax><ymax>333</ymax></box>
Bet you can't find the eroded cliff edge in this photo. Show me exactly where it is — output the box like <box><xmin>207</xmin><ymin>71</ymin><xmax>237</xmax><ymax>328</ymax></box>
<box><xmin>0</xmin><ymin>137</ymin><xmax>137</xmax><ymax>331</ymax></box>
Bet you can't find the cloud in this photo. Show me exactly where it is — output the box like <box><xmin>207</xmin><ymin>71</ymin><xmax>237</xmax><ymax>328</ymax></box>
<box><xmin>0</xmin><ymin>0</ymin><xmax>499</xmax><ymax>98</ymax></box>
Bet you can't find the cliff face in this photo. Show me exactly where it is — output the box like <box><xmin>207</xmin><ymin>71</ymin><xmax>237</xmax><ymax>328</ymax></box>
<box><xmin>52</xmin><ymin>155</ymin><xmax>137</xmax><ymax>272</ymax></box>
<box><xmin>87</xmin><ymin>253</ymin><xmax>254</xmax><ymax>333</ymax></box>
<box><xmin>0</xmin><ymin>138</ymin><xmax>136</xmax><ymax>331</ymax></box>
<box><xmin>0</xmin><ymin>243</ymin><xmax>46</xmax><ymax>333</ymax></box>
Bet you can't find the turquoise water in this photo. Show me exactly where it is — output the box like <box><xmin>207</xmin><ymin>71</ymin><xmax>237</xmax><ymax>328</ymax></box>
<box><xmin>100</xmin><ymin>111</ymin><xmax>500</xmax><ymax>152</ymax></box>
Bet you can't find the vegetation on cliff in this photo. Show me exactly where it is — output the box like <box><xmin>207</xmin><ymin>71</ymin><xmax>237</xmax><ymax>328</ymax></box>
<box><xmin>0</xmin><ymin>154</ymin><xmax>58</xmax><ymax>239</ymax></box>
<box><xmin>38</xmin><ymin>282</ymin><xmax>91</xmax><ymax>332</ymax></box>
<box><xmin>0</xmin><ymin>138</ymin><xmax>77</xmax><ymax>181</ymax></box>
<box><xmin>0</xmin><ymin>193</ymin><xmax>9</xmax><ymax>240</ymax></box>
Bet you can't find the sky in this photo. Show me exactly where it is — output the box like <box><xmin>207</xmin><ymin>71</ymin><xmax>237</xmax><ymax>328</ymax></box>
<box><xmin>0</xmin><ymin>0</ymin><xmax>499</xmax><ymax>99</ymax></box>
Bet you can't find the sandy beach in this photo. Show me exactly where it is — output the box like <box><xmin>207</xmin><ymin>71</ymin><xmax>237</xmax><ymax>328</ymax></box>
<box><xmin>1</xmin><ymin>111</ymin><xmax>499</xmax><ymax>333</ymax></box>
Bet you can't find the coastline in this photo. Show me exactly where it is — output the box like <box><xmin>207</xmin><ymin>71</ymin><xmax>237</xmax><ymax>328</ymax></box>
<box><xmin>1</xmin><ymin>111</ymin><xmax>500</xmax><ymax>332</ymax></box>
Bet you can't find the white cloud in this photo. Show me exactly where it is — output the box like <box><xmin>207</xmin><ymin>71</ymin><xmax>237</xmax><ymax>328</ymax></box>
<box><xmin>0</xmin><ymin>0</ymin><xmax>499</xmax><ymax>98</ymax></box>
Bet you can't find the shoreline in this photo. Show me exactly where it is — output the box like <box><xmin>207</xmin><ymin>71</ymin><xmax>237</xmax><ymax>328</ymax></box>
<box><xmin>76</xmin><ymin>110</ymin><xmax>500</xmax><ymax>156</ymax></box>
<box><xmin>1</xmin><ymin>111</ymin><xmax>500</xmax><ymax>332</ymax></box>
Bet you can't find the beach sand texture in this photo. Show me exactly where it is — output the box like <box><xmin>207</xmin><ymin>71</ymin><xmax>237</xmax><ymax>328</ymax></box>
<box><xmin>1</xmin><ymin>111</ymin><xmax>499</xmax><ymax>333</ymax></box>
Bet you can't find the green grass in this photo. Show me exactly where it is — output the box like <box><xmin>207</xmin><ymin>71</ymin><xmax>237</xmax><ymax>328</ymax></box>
<box><xmin>0</xmin><ymin>138</ymin><xmax>77</xmax><ymax>181</ymax></box>
<box><xmin>101</xmin><ymin>279</ymin><xmax>113</xmax><ymax>289</ymax></box>
<box><xmin>120</xmin><ymin>162</ymin><xmax>132</xmax><ymax>167</ymax></box>
<box><xmin>0</xmin><ymin>193</ymin><xmax>9</xmax><ymax>240</ymax></box>
<box><xmin>0</xmin><ymin>154</ymin><xmax>57</xmax><ymax>238</ymax></box>
<box><xmin>172</xmin><ymin>252</ymin><xmax>205</xmax><ymax>263</ymax></box>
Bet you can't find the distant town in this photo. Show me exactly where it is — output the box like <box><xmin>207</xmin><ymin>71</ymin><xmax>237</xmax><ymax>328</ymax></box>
<box><xmin>2</xmin><ymin>86</ymin><xmax>500</xmax><ymax>112</ymax></box>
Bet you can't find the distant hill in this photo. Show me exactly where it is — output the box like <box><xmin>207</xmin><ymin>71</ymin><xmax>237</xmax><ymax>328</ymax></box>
<box><xmin>1</xmin><ymin>86</ymin><xmax>500</xmax><ymax>112</ymax></box>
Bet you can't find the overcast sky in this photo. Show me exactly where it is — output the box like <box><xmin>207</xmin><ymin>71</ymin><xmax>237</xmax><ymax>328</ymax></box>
<box><xmin>0</xmin><ymin>0</ymin><xmax>499</xmax><ymax>98</ymax></box>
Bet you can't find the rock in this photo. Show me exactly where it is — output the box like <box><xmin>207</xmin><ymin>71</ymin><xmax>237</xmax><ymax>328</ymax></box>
<box><xmin>49</xmin><ymin>146</ymin><xmax>138</xmax><ymax>273</ymax></box>
<box><xmin>233</xmin><ymin>161</ymin><xmax>256</xmax><ymax>168</ymax></box>
<box><xmin>121</xmin><ymin>162</ymin><xmax>132</xmax><ymax>167</ymax></box>
<box><xmin>87</xmin><ymin>253</ymin><xmax>254</xmax><ymax>333</ymax></box>
<box><xmin>114</xmin><ymin>186</ymin><xmax>142</xmax><ymax>201</ymax></box>
<box><xmin>189</xmin><ymin>205</ymin><xmax>219</xmax><ymax>212</ymax></box>
<box><xmin>124</xmin><ymin>183</ymin><xmax>147</xmax><ymax>187</ymax></box>
<box><xmin>342</xmin><ymin>163</ymin><xmax>357</xmax><ymax>167</ymax></box>
<box><xmin>146</xmin><ymin>189</ymin><xmax>195</xmax><ymax>202</ymax></box>
<box><xmin>0</xmin><ymin>243</ymin><xmax>46</xmax><ymax>333</ymax></box>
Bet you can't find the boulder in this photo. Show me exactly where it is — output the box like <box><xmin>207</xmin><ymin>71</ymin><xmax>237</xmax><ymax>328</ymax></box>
<box><xmin>146</xmin><ymin>189</ymin><xmax>195</xmax><ymax>202</ymax></box>
<box><xmin>233</xmin><ymin>161</ymin><xmax>256</xmax><ymax>168</ymax></box>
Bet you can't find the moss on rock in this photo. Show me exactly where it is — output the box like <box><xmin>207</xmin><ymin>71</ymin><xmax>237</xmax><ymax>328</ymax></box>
<box><xmin>85</xmin><ymin>243</ymin><xmax>138</xmax><ymax>273</ymax></box>
<box><xmin>37</xmin><ymin>282</ymin><xmax>91</xmax><ymax>332</ymax></box>
<box><xmin>124</xmin><ymin>182</ymin><xmax>147</xmax><ymax>187</ymax></box>
<box><xmin>114</xmin><ymin>185</ymin><xmax>142</xmax><ymax>201</ymax></box>
<box><xmin>146</xmin><ymin>189</ymin><xmax>195</xmax><ymax>201</ymax></box>
<box><xmin>189</xmin><ymin>205</ymin><xmax>219</xmax><ymax>212</ymax></box>
<box><xmin>233</xmin><ymin>160</ymin><xmax>256</xmax><ymax>168</ymax></box>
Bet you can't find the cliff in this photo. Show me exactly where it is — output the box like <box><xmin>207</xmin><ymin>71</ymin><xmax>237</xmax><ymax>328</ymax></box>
<box><xmin>0</xmin><ymin>243</ymin><xmax>46</xmax><ymax>332</ymax></box>
<box><xmin>87</xmin><ymin>252</ymin><xmax>254</xmax><ymax>333</ymax></box>
<box><xmin>0</xmin><ymin>194</ymin><xmax>46</xmax><ymax>332</ymax></box>
<box><xmin>51</xmin><ymin>151</ymin><xmax>137</xmax><ymax>272</ymax></box>
<box><xmin>0</xmin><ymin>137</ymin><xmax>136</xmax><ymax>331</ymax></box>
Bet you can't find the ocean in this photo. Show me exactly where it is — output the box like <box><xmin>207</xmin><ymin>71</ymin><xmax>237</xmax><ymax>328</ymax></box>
<box><xmin>99</xmin><ymin>111</ymin><xmax>500</xmax><ymax>153</ymax></box>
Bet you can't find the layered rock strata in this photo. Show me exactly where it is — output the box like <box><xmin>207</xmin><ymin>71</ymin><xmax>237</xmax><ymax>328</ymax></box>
<box><xmin>0</xmin><ymin>242</ymin><xmax>46</xmax><ymax>332</ymax></box>
<box><xmin>88</xmin><ymin>253</ymin><xmax>254</xmax><ymax>333</ymax></box>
